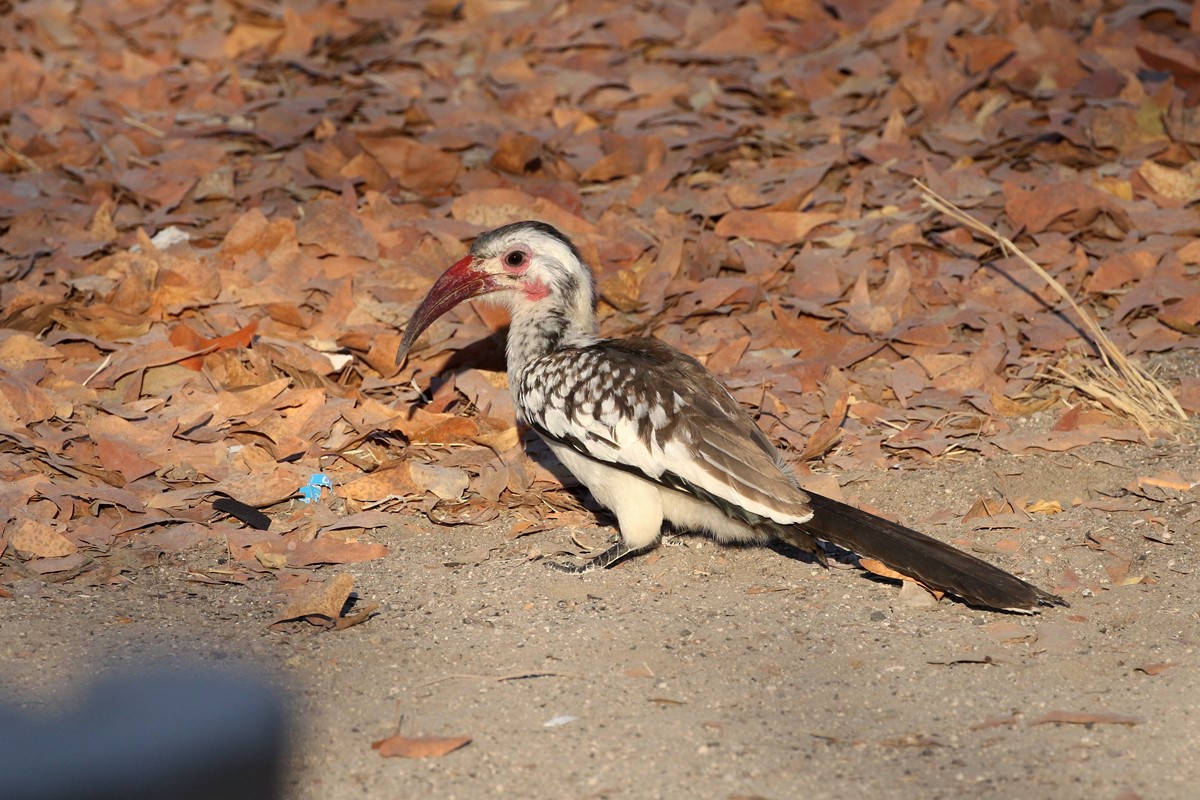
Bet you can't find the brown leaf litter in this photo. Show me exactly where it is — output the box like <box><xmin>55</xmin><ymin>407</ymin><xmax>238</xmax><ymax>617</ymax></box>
<box><xmin>1</xmin><ymin>0</ymin><xmax>1197</xmax><ymax>608</ymax></box>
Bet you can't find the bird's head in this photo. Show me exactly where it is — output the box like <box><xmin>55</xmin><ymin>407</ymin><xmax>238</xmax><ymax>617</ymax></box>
<box><xmin>395</xmin><ymin>220</ymin><xmax>596</xmax><ymax>364</ymax></box>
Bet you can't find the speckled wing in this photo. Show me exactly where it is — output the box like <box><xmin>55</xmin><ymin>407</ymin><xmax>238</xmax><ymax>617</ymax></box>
<box><xmin>515</xmin><ymin>337</ymin><xmax>814</xmax><ymax>527</ymax></box>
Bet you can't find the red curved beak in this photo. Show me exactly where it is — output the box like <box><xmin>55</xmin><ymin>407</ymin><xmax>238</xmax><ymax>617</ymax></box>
<box><xmin>395</xmin><ymin>255</ymin><xmax>501</xmax><ymax>365</ymax></box>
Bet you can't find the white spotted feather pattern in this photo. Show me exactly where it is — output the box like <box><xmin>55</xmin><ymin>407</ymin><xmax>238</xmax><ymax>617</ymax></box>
<box><xmin>516</xmin><ymin>341</ymin><xmax>815</xmax><ymax>528</ymax></box>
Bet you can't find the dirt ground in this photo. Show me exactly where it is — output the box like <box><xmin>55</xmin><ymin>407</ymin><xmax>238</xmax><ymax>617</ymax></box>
<box><xmin>3</xmin><ymin>424</ymin><xmax>1198</xmax><ymax>800</ymax></box>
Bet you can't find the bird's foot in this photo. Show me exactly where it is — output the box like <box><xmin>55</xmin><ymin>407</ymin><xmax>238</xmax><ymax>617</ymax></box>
<box><xmin>545</xmin><ymin>540</ymin><xmax>642</xmax><ymax>573</ymax></box>
<box><xmin>544</xmin><ymin>558</ymin><xmax>597</xmax><ymax>574</ymax></box>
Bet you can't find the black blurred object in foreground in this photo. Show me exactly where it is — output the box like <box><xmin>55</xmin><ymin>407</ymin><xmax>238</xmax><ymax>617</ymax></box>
<box><xmin>0</xmin><ymin>668</ymin><xmax>285</xmax><ymax>800</ymax></box>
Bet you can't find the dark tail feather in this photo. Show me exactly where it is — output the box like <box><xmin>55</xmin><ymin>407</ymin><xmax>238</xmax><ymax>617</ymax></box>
<box><xmin>799</xmin><ymin>491</ymin><xmax>1066</xmax><ymax>612</ymax></box>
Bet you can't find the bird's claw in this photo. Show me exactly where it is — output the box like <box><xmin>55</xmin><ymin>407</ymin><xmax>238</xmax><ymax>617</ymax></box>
<box><xmin>544</xmin><ymin>557</ymin><xmax>595</xmax><ymax>574</ymax></box>
<box><xmin>544</xmin><ymin>540</ymin><xmax>642</xmax><ymax>573</ymax></box>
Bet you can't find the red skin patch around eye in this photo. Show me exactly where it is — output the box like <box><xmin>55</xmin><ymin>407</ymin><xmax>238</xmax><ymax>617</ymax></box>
<box><xmin>522</xmin><ymin>279</ymin><xmax>550</xmax><ymax>300</ymax></box>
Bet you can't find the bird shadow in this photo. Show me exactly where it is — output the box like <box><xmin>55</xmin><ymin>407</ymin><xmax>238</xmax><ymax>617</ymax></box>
<box><xmin>439</xmin><ymin>328</ymin><xmax>508</xmax><ymax>373</ymax></box>
<box><xmin>402</xmin><ymin>327</ymin><xmax>605</xmax><ymax>518</ymax></box>
<box><xmin>521</xmin><ymin>433</ymin><xmax>608</xmax><ymax>515</ymax></box>
<box><xmin>928</xmin><ymin>233</ymin><xmax>1099</xmax><ymax>359</ymax></box>
<box><xmin>765</xmin><ymin>539</ymin><xmax>830</xmax><ymax>566</ymax></box>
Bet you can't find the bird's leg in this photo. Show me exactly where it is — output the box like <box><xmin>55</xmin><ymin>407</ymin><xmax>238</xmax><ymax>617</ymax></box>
<box><xmin>546</xmin><ymin>540</ymin><xmax>652</xmax><ymax>573</ymax></box>
<box><xmin>540</xmin><ymin>446</ymin><xmax>666</xmax><ymax>573</ymax></box>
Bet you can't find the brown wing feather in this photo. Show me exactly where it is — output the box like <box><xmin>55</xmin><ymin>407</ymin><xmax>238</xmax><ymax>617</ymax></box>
<box><xmin>599</xmin><ymin>338</ymin><xmax>814</xmax><ymax>522</ymax></box>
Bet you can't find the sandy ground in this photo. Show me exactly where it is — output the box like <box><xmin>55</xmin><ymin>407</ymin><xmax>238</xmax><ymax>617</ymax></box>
<box><xmin>3</xmin><ymin>428</ymin><xmax>1199</xmax><ymax>800</ymax></box>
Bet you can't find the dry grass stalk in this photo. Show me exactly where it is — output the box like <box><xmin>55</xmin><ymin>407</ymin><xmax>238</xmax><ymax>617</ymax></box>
<box><xmin>916</xmin><ymin>180</ymin><xmax>1189</xmax><ymax>434</ymax></box>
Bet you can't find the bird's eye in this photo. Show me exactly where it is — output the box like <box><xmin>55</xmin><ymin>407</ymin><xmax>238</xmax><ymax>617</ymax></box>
<box><xmin>504</xmin><ymin>250</ymin><xmax>526</xmax><ymax>268</ymax></box>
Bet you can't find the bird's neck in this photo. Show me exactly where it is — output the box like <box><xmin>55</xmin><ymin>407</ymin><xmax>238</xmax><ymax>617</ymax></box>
<box><xmin>505</xmin><ymin>303</ymin><xmax>598</xmax><ymax>379</ymax></box>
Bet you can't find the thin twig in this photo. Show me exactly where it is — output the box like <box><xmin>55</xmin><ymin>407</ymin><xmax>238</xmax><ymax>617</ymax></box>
<box><xmin>414</xmin><ymin>670</ymin><xmax>581</xmax><ymax>688</ymax></box>
<box><xmin>82</xmin><ymin>353</ymin><xmax>113</xmax><ymax>387</ymax></box>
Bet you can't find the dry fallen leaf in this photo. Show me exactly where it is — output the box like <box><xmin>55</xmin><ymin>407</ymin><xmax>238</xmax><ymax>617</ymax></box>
<box><xmin>9</xmin><ymin>518</ymin><xmax>77</xmax><ymax>558</ymax></box>
<box><xmin>286</xmin><ymin>539</ymin><xmax>390</xmax><ymax>568</ymax></box>
<box><xmin>23</xmin><ymin>553</ymin><xmax>91</xmax><ymax>577</ymax></box>
<box><xmin>858</xmin><ymin>557</ymin><xmax>944</xmax><ymax>600</ymax></box>
<box><xmin>273</xmin><ymin>572</ymin><xmax>355</xmax><ymax>627</ymax></box>
<box><xmin>1136</xmin><ymin>472</ymin><xmax>1197</xmax><ymax>492</ymax></box>
<box><xmin>168</xmin><ymin>320</ymin><xmax>259</xmax><ymax>371</ymax></box>
<box><xmin>373</xmin><ymin>733</ymin><xmax>472</xmax><ymax>759</ymax></box>
<box><xmin>357</xmin><ymin>135</ymin><xmax>461</xmax><ymax>194</ymax></box>
<box><xmin>970</xmin><ymin>713</ymin><xmax>1021</xmax><ymax>731</ymax></box>
<box><xmin>272</xmin><ymin>572</ymin><xmax>376</xmax><ymax>629</ymax></box>
<box><xmin>1025</xmin><ymin>500</ymin><xmax>1063</xmax><ymax>515</ymax></box>
<box><xmin>713</xmin><ymin>210</ymin><xmax>838</xmax><ymax>244</ymax></box>
<box><xmin>409</xmin><ymin>462</ymin><xmax>470</xmax><ymax>501</ymax></box>
<box><xmin>1028</xmin><ymin>711</ymin><xmax>1141</xmax><ymax>727</ymax></box>
<box><xmin>796</xmin><ymin>392</ymin><xmax>847</xmax><ymax>462</ymax></box>
<box><xmin>989</xmin><ymin>393</ymin><xmax>1058</xmax><ymax>417</ymax></box>
<box><xmin>1134</xmin><ymin>662</ymin><xmax>1174</xmax><ymax>676</ymax></box>
<box><xmin>1137</xmin><ymin>160</ymin><xmax>1200</xmax><ymax>204</ymax></box>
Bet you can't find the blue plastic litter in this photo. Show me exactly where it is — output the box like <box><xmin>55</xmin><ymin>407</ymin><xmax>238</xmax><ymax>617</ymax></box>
<box><xmin>298</xmin><ymin>473</ymin><xmax>333</xmax><ymax>503</ymax></box>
